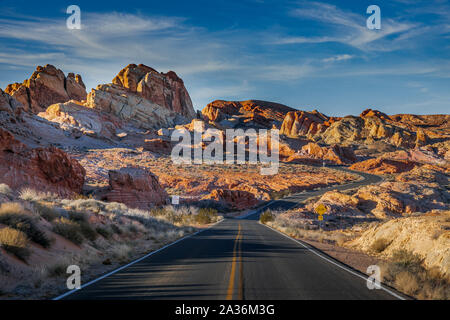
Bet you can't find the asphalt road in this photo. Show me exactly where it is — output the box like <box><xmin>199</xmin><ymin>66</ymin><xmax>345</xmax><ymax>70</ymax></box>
<box><xmin>59</xmin><ymin>167</ymin><xmax>402</xmax><ymax>300</ymax></box>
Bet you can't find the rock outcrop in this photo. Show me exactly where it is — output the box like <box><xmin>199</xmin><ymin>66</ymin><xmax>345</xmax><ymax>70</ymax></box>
<box><xmin>112</xmin><ymin>64</ymin><xmax>195</xmax><ymax>119</ymax></box>
<box><xmin>38</xmin><ymin>101</ymin><xmax>122</xmax><ymax>140</ymax></box>
<box><xmin>0</xmin><ymin>128</ymin><xmax>85</xmax><ymax>196</ymax></box>
<box><xmin>5</xmin><ymin>65</ymin><xmax>86</xmax><ymax>113</ymax></box>
<box><xmin>86</xmin><ymin>64</ymin><xmax>195</xmax><ymax>129</ymax></box>
<box><xmin>349</xmin><ymin>158</ymin><xmax>417</xmax><ymax>174</ymax></box>
<box><xmin>143</xmin><ymin>138</ymin><xmax>172</xmax><ymax>154</ymax></box>
<box><xmin>320</xmin><ymin>115</ymin><xmax>415</xmax><ymax>148</ymax></box>
<box><xmin>301</xmin><ymin>142</ymin><xmax>356</xmax><ymax>164</ymax></box>
<box><xmin>360</xmin><ymin>108</ymin><xmax>390</xmax><ymax>121</ymax></box>
<box><xmin>0</xmin><ymin>88</ymin><xmax>23</xmax><ymax>117</ymax></box>
<box><xmin>280</xmin><ymin>110</ymin><xmax>337</xmax><ymax>137</ymax></box>
<box><xmin>202</xmin><ymin>189</ymin><xmax>259</xmax><ymax>210</ymax></box>
<box><xmin>102</xmin><ymin>167</ymin><xmax>168</xmax><ymax>209</ymax></box>
<box><xmin>202</xmin><ymin>100</ymin><xmax>295</xmax><ymax>129</ymax></box>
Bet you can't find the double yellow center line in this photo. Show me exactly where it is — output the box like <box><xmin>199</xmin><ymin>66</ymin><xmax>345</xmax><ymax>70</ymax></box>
<box><xmin>226</xmin><ymin>223</ymin><xmax>244</xmax><ymax>300</ymax></box>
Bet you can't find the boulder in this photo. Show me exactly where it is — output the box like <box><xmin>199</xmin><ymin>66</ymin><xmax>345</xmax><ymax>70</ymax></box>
<box><xmin>0</xmin><ymin>128</ymin><xmax>85</xmax><ymax>196</ymax></box>
<box><xmin>5</xmin><ymin>64</ymin><xmax>86</xmax><ymax>113</ymax></box>
<box><xmin>103</xmin><ymin>167</ymin><xmax>168</xmax><ymax>209</ymax></box>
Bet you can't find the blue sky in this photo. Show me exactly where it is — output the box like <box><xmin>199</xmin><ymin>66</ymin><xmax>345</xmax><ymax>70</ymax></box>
<box><xmin>0</xmin><ymin>0</ymin><xmax>448</xmax><ymax>116</ymax></box>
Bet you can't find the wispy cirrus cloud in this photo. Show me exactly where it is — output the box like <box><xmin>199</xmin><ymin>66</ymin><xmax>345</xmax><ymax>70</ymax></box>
<box><xmin>275</xmin><ymin>1</ymin><xmax>417</xmax><ymax>52</ymax></box>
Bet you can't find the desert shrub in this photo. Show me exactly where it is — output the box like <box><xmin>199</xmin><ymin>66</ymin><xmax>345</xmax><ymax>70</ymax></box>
<box><xmin>96</xmin><ymin>226</ymin><xmax>111</xmax><ymax>239</ymax></box>
<box><xmin>79</xmin><ymin>222</ymin><xmax>98</xmax><ymax>241</ymax></box>
<box><xmin>69</xmin><ymin>199</ymin><xmax>103</xmax><ymax>213</ymax></box>
<box><xmin>68</xmin><ymin>210</ymin><xmax>88</xmax><ymax>223</ymax></box>
<box><xmin>155</xmin><ymin>206</ymin><xmax>184</xmax><ymax>224</ymax></box>
<box><xmin>391</xmin><ymin>249</ymin><xmax>423</xmax><ymax>272</ymax></box>
<box><xmin>19</xmin><ymin>188</ymin><xmax>56</xmax><ymax>202</ymax></box>
<box><xmin>34</xmin><ymin>203</ymin><xmax>59</xmax><ymax>221</ymax></box>
<box><xmin>52</xmin><ymin>217</ymin><xmax>84</xmax><ymax>245</ymax></box>
<box><xmin>270</xmin><ymin>189</ymin><xmax>291</xmax><ymax>200</ymax></box>
<box><xmin>0</xmin><ymin>203</ymin><xmax>51</xmax><ymax>248</ymax></box>
<box><xmin>0</xmin><ymin>227</ymin><xmax>29</xmax><ymax>261</ymax></box>
<box><xmin>110</xmin><ymin>244</ymin><xmax>132</xmax><ymax>262</ymax></box>
<box><xmin>110</xmin><ymin>224</ymin><xmax>123</xmax><ymax>235</ymax></box>
<box><xmin>260</xmin><ymin>210</ymin><xmax>274</xmax><ymax>224</ymax></box>
<box><xmin>194</xmin><ymin>208</ymin><xmax>218</xmax><ymax>224</ymax></box>
<box><xmin>380</xmin><ymin>249</ymin><xmax>449</xmax><ymax>299</ymax></box>
<box><xmin>0</xmin><ymin>184</ymin><xmax>13</xmax><ymax>196</ymax></box>
<box><xmin>370</xmin><ymin>238</ymin><xmax>391</xmax><ymax>253</ymax></box>
<box><xmin>395</xmin><ymin>271</ymin><xmax>419</xmax><ymax>295</ymax></box>
<box><xmin>46</xmin><ymin>263</ymin><xmax>67</xmax><ymax>277</ymax></box>
<box><xmin>128</xmin><ymin>224</ymin><xmax>138</xmax><ymax>233</ymax></box>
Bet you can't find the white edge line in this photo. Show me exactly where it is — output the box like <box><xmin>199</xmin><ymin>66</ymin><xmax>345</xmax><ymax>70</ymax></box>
<box><xmin>53</xmin><ymin>219</ymin><xmax>224</xmax><ymax>300</ymax></box>
<box><xmin>260</xmin><ymin>222</ymin><xmax>406</xmax><ymax>300</ymax></box>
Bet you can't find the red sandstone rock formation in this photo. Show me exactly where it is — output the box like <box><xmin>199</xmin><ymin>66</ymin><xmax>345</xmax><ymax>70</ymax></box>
<box><xmin>301</xmin><ymin>142</ymin><xmax>356</xmax><ymax>164</ymax></box>
<box><xmin>0</xmin><ymin>128</ymin><xmax>85</xmax><ymax>196</ymax></box>
<box><xmin>202</xmin><ymin>100</ymin><xmax>295</xmax><ymax>128</ymax></box>
<box><xmin>86</xmin><ymin>64</ymin><xmax>195</xmax><ymax>129</ymax></box>
<box><xmin>202</xmin><ymin>189</ymin><xmax>259</xmax><ymax>210</ymax></box>
<box><xmin>349</xmin><ymin>158</ymin><xmax>416</xmax><ymax>174</ymax></box>
<box><xmin>112</xmin><ymin>64</ymin><xmax>195</xmax><ymax>118</ymax></box>
<box><xmin>360</xmin><ymin>108</ymin><xmax>390</xmax><ymax>121</ymax></box>
<box><xmin>280</xmin><ymin>110</ymin><xmax>337</xmax><ymax>137</ymax></box>
<box><xmin>5</xmin><ymin>65</ymin><xmax>86</xmax><ymax>113</ymax></box>
<box><xmin>102</xmin><ymin>167</ymin><xmax>168</xmax><ymax>209</ymax></box>
<box><xmin>143</xmin><ymin>138</ymin><xmax>172</xmax><ymax>154</ymax></box>
<box><xmin>0</xmin><ymin>88</ymin><xmax>23</xmax><ymax>117</ymax></box>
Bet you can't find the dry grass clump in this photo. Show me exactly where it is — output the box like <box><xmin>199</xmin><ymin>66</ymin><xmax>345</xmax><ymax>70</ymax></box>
<box><xmin>109</xmin><ymin>244</ymin><xmax>132</xmax><ymax>263</ymax></box>
<box><xmin>195</xmin><ymin>208</ymin><xmax>219</xmax><ymax>224</ymax></box>
<box><xmin>0</xmin><ymin>202</ymin><xmax>51</xmax><ymax>248</ymax></box>
<box><xmin>0</xmin><ymin>184</ymin><xmax>13</xmax><ymax>196</ymax></box>
<box><xmin>19</xmin><ymin>188</ymin><xmax>57</xmax><ymax>202</ymax></box>
<box><xmin>260</xmin><ymin>210</ymin><xmax>274</xmax><ymax>224</ymax></box>
<box><xmin>33</xmin><ymin>202</ymin><xmax>59</xmax><ymax>222</ymax></box>
<box><xmin>52</xmin><ymin>217</ymin><xmax>84</xmax><ymax>245</ymax></box>
<box><xmin>150</xmin><ymin>205</ymin><xmax>221</xmax><ymax>225</ymax></box>
<box><xmin>0</xmin><ymin>227</ymin><xmax>29</xmax><ymax>261</ymax></box>
<box><xmin>381</xmin><ymin>249</ymin><xmax>449</xmax><ymax>300</ymax></box>
<box><xmin>95</xmin><ymin>226</ymin><xmax>112</xmax><ymax>239</ymax></box>
<box><xmin>370</xmin><ymin>238</ymin><xmax>391</xmax><ymax>253</ymax></box>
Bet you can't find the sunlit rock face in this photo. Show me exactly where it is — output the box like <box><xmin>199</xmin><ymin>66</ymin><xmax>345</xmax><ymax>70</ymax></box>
<box><xmin>85</xmin><ymin>64</ymin><xmax>195</xmax><ymax>129</ymax></box>
<box><xmin>5</xmin><ymin>64</ymin><xmax>86</xmax><ymax>113</ymax></box>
